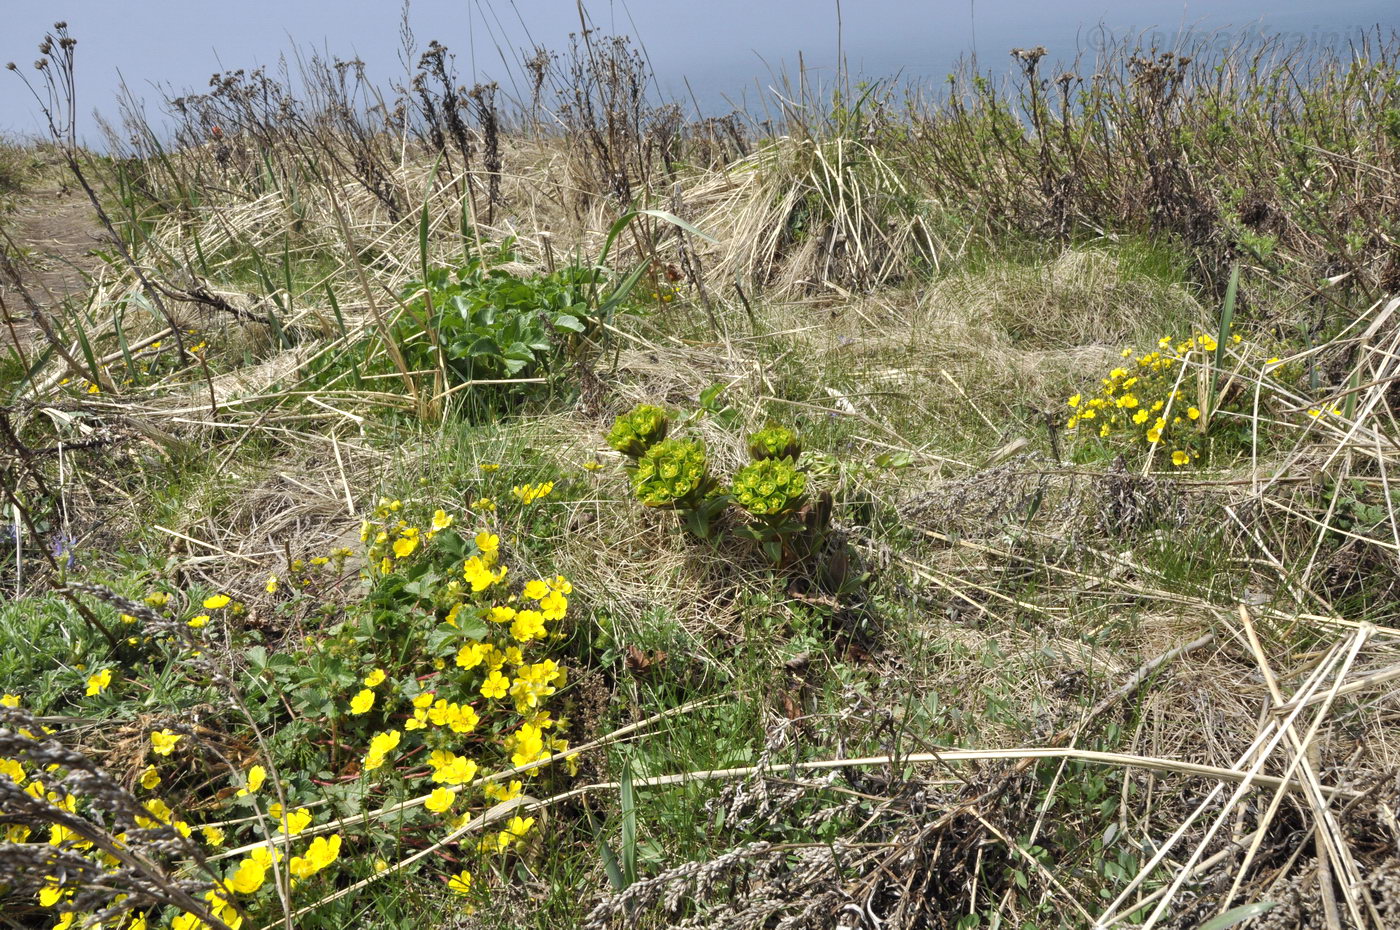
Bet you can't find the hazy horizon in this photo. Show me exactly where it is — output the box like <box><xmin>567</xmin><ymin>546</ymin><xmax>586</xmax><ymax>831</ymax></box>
<box><xmin>3</xmin><ymin>1</ymin><xmax>1400</xmax><ymax>141</ymax></box>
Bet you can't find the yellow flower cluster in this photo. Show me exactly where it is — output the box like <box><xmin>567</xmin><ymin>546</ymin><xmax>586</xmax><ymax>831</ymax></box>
<box><xmin>1</xmin><ymin>701</ymin><xmax>349</xmax><ymax>930</ymax></box>
<box><xmin>1065</xmin><ymin>332</ymin><xmax>1224</xmax><ymax>467</ymax></box>
<box><xmin>363</xmin><ymin>498</ymin><xmax>489</xmax><ymax>577</ymax></box>
<box><xmin>341</xmin><ymin>500</ymin><xmax>576</xmax><ymax>875</ymax></box>
<box><xmin>10</xmin><ymin>488</ymin><xmax>577</xmax><ymax>929</ymax></box>
<box><xmin>510</xmin><ymin>481</ymin><xmax>554</xmax><ymax>505</ymax></box>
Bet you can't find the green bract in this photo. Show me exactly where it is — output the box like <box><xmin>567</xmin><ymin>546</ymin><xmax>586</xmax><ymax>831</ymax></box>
<box><xmin>607</xmin><ymin>404</ymin><xmax>671</xmax><ymax>458</ymax></box>
<box><xmin>731</xmin><ymin>458</ymin><xmax>807</xmax><ymax>517</ymax></box>
<box><xmin>747</xmin><ymin>425</ymin><xmax>801</xmax><ymax>462</ymax></box>
<box><xmin>632</xmin><ymin>438</ymin><xmax>712</xmax><ymax>507</ymax></box>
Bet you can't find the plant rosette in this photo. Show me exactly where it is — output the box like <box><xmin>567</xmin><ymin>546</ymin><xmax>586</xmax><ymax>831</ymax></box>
<box><xmin>746</xmin><ymin>425</ymin><xmax>802</xmax><ymax>463</ymax></box>
<box><xmin>607</xmin><ymin>404</ymin><xmax>671</xmax><ymax>459</ymax></box>
<box><xmin>630</xmin><ymin>438</ymin><xmax>716</xmax><ymax>509</ymax></box>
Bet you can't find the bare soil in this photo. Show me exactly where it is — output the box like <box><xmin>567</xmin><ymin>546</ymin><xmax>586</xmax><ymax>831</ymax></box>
<box><xmin>1</xmin><ymin>182</ymin><xmax>103</xmax><ymax>348</ymax></box>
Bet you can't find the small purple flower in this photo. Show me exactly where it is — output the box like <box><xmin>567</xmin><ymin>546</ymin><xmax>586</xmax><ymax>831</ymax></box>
<box><xmin>49</xmin><ymin>532</ymin><xmax>77</xmax><ymax>570</ymax></box>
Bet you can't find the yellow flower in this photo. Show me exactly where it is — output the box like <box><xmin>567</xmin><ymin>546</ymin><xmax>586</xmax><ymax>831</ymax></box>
<box><xmin>265</xmin><ymin>575</ymin><xmax>279</xmax><ymax>594</ymax></box>
<box><xmin>539</xmin><ymin>590</ymin><xmax>567</xmax><ymax>620</ymax></box>
<box><xmin>363</xmin><ymin>668</ymin><xmax>386</xmax><ymax>688</ymax></box>
<box><xmin>289</xmin><ymin>834</ymin><xmax>341</xmax><ymax>878</ymax></box>
<box><xmin>139</xmin><ymin>765</ymin><xmax>161</xmax><ymax>790</ymax></box>
<box><xmin>202</xmin><ymin>594</ymin><xmax>231</xmax><ymax>610</ymax></box>
<box><xmin>456</xmin><ymin>642</ymin><xmax>488</xmax><ymax>669</ymax></box>
<box><xmin>202</xmin><ymin>825</ymin><xmax>225</xmax><ymax>846</ymax></box>
<box><xmin>249</xmin><ymin>844</ymin><xmax>283</xmax><ymax>868</ymax></box>
<box><xmin>523</xmin><ymin>579</ymin><xmax>549</xmax><ymax>600</ymax></box>
<box><xmin>582</xmin><ymin>461</ymin><xmax>603</xmax><ymax>471</ymax></box>
<box><xmin>150</xmin><ymin>730</ymin><xmax>182</xmax><ymax>756</ymax></box>
<box><xmin>2</xmin><ymin>694</ymin><xmax>21</xmax><ymax>708</ymax></box>
<box><xmin>227</xmin><ymin>857</ymin><xmax>266</xmax><ymax>894</ymax></box>
<box><xmin>511</xmin><ymin>482</ymin><xmax>554</xmax><ymax>505</ymax></box>
<box><xmin>472</xmin><ymin>497</ymin><xmax>496</xmax><ymax>512</ymax></box>
<box><xmin>431</xmin><ymin>754</ymin><xmax>479</xmax><ymax>786</ymax></box>
<box><xmin>364</xmin><ymin>729</ymin><xmax>402</xmax><ymax>771</ymax></box>
<box><xmin>349</xmin><ymin>689</ymin><xmax>375</xmax><ymax>715</ymax></box>
<box><xmin>87</xmin><ymin>382</ymin><xmax>101</xmax><ymax>394</ymax></box>
<box><xmin>276</xmin><ymin>806</ymin><xmax>313</xmax><ymax>836</ymax></box>
<box><xmin>463</xmin><ymin>556</ymin><xmax>505</xmax><ymax>592</ymax></box>
<box><xmin>1171</xmin><ymin>450</ymin><xmax>1190</xmax><ymax>466</ymax></box>
<box><xmin>1186</xmin><ymin>406</ymin><xmax>1200</xmax><ymax>420</ymax></box>
<box><xmin>432</xmin><ymin>510</ymin><xmax>453</xmax><ymax>530</ymax></box>
<box><xmin>510</xmin><ymin>610</ymin><xmax>547</xmax><ymax>643</ymax></box>
<box><xmin>187</xmin><ymin>615</ymin><xmax>210</xmax><ymax>629</ymax></box>
<box><xmin>484</xmin><ymin>779</ymin><xmax>523</xmax><ymax>802</ymax></box>
<box><xmin>475</xmin><ymin>531</ymin><xmax>499</xmax><ymax>554</ymax></box>
<box><xmin>1067</xmin><ymin>394</ymin><xmax>1080</xmax><ymax>408</ymax></box>
<box><xmin>447</xmin><ymin>869</ymin><xmax>473</xmax><ymax>895</ymax></box>
<box><xmin>424</xmin><ymin>787</ymin><xmax>455</xmax><ymax>813</ymax></box>
<box><xmin>237</xmin><ymin>764</ymin><xmax>266</xmax><ymax>796</ymax></box>
<box><xmin>507</xmin><ymin>814</ymin><xmax>535</xmax><ymax>837</ymax></box>
<box><xmin>479</xmin><ymin>463</ymin><xmax>501</xmax><ymax>472</ymax></box>
<box><xmin>480</xmin><ymin>671</ymin><xmax>509</xmax><ymax>700</ymax></box>
<box><xmin>86</xmin><ymin>668</ymin><xmax>113</xmax><ymax>696</ymax></box>
<box><xmin>393</xmin><ymin>536</ymin><xmax>419</xmax><ymax>558</ymax></box>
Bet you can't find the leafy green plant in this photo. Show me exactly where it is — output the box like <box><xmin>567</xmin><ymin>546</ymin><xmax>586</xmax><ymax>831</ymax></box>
<box><xmin>631</xmin><ymin>439</ymin><xmax>715</xmax><ymax>509</ymax></box>
<box><xmin>606</xmin><ymin>404</ymin><xmax>671</xmax><ymax>458</ymax></box>
<box><xmin>606</xmin><ymin>410</ymin><xmax>850</xmax><ymax>577</ymax></box>
<box><xmin>630</xmin><ymin>438</ymin><xmax>727</xmax><ymax>540</ymax></box>
<box><xmin>746</xmin><ymin>425</ymin><xmax>801</xmax><ymax>462</ymax></box>
<box><xmin>397</xmin><ymin>243</ymin><xmax>598</xmax><ymax>397</ymax></box>
<box><xmin>731</xmin><ymin>457</ymin><xmax>812</xmax><ymax>565</ymax></box>
<box><xmin>730</xmin><ymin>458</ymin><xmax>807</xmax><ymax>517</ymax></box>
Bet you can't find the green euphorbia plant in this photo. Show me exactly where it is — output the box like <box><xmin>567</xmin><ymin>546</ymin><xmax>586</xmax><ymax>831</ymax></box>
<box><xmin>607</xmin><ymin>404</ymin><xmax>671</xmax><ymax>459</ymax></box>
<box><xmin>731</xmin><ymin>457</ymin><xmax>819</xmax><ymax>565</ymax></box>
<box><xmin>746</xmin><ymin>425</ymin><xmax>802</xmax><ymax>463</ymax></box>
<box><xmin>631</xmin><ymin>438</ymin><xmax>727</xmax><ymax>538</ymax></box>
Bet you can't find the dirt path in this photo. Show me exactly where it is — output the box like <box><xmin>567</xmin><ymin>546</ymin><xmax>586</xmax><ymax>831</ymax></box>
<box><xmin>1</xmin><ymin>182</ymin><xmax>104</xmax><ymax>348</ymax></box>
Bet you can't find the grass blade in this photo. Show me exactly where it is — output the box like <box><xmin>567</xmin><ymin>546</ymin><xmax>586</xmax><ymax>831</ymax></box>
<box><xmin>620</xmin><ymin>755</ymin><xmax>637</xmax><ymax>888</ymax></box>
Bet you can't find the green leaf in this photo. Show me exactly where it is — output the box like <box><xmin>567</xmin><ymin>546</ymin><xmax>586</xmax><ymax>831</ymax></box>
<box><xmin>699</xmin><ymin>382</ymin><xmax>728</xmax><ymax>409</ymax></box>
<box><xmin>587</xmin><ymin>806</ymin><xmax>627</xmax><ymax>893</ymax></box>
<box><xmin>1198</xmin><ymin>902</ymin><xmax>1277</xmax><ymax>930</ymax></box>
<box><xmin>1207</xmin><ymin>263</ymin><xmax>1239</xmax><ymax>418</ymax></box>
<box><xmin>620</xmin><ymin>756</ymin><xmax>637</xmax><ymax>888</ymax></box>
<box><xmin>553</xmin><ymin>314</ymin><xmax>586</xmax><ymax>333</ymax></box>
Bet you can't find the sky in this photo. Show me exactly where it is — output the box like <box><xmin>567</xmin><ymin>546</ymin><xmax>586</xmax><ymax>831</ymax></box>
<box><xmin>3</xmin><ymin>0</ymin><xmax>1399</xmax><ymax>140</ymax></box>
